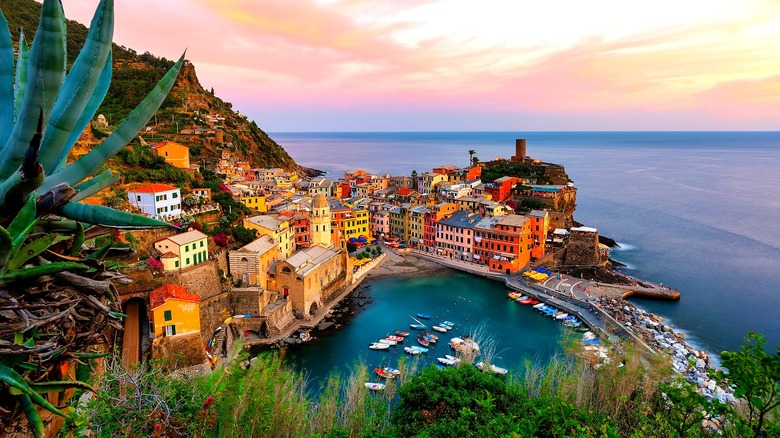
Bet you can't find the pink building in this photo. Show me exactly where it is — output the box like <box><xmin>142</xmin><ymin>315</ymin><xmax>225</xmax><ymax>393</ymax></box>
<box><xmin>435</xmin><ymin>210</ymin><xmax>481</xmax><ymax>261</ymax></box>
<box><xmin>370</xmin><ymin>210</ymin><xmax>390</xmax><ymax>239</ymax></box>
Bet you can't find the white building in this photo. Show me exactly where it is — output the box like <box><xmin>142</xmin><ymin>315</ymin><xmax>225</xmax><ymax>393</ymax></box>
<box><xmin>127</xmin><ymin>184</ymin><xmax>182</xmax><ymax>220</ymax></box>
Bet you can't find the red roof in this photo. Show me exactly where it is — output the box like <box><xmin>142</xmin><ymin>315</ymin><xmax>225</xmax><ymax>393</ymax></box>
<box><xmin>397</xmin><ymin>188</ymin><xmax>414</xmax><ymax>196</ymax></box>
<box><xmin>150</xmin><ymin>284</ymin><xmax>201</xmax><ymax>309</ymax></box>
<box><xmin>131</xmin><ymin>184</ymin><xmax>178</xmax><ymax>194</ymax></box>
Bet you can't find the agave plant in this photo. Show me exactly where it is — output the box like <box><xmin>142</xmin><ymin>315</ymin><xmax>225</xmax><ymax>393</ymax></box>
<box><xmin>0</xmin><ymin>0</ymin><xmax>184</xmax><ymax>435</ymax></box>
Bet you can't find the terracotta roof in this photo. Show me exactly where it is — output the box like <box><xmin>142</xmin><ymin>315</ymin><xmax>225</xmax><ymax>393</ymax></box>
<box><xmin>160</xmin><ymin>251</ymin><xmax>177</xmax><ymax>258</ymax></box>
<box><xmin>396</xmin><ymin>188</ymin><xmax>415</xmax><ymax>196</ymax></box>
<box><xmin>150</xmin><ymin>284</ymin><xmax>200</xmax><ymax>310</ymax></box>
<box><xmin>131</xmin><ymin>184</ymin><xmax>178</xmax><ymax>194</ymax></box>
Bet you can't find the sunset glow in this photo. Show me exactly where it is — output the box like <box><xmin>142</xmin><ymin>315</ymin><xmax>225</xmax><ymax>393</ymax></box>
<box><xmin>58</xmin><ymin>0</ymin><xmax>780</xmax><ymax>131</ymax></box>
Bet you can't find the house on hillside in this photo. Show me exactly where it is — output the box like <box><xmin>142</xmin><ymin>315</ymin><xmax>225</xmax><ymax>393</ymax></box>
<box><xmin>150</xmin><ymin>284</ymin><xmax>201</xmax><ymax>338</ymax></box>
<box><xmin>154</xmin><ymin>230</ymin><xmax>209</xmax><ymax>271</ymax></box>
<box><xmin>152</xmin><ymin>140</ymin><xmax>190</xmax><ymax>169</ymax></box>
<box><xmin>229</xmin><ymin>235</ymin><xmax>279</xmax><ymax>287</ymax></box>
<box><xmin>127</xmin><ymin>184</ymin><xmax>182</xmax><ymax>220</ymax></box>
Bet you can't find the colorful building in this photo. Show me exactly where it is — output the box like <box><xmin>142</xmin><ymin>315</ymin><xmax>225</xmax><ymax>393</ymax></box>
<box><xmin>243</xmin><ymin>214</ymin><xmax>296</xmax><ymax>259</ymax></box>
<box><xmin>150</xmin><ymin>284</ymin><xmax>201</xmax><ymax>338</ymax></box>
<box><xmin>240</xmin><ymin>195</ymin><xmax>267</xmax><ymax>212</ymax></box>
<box><xmin>228</xmin><ymin>235</ymin><xmax>279</xmax><ymax>287</ymax></box>
<box><xmin>473</xmin><ymin>214</ymin><xmax>533</xmax><ymax>274</ymax></box>
<box><xmin>483</xmin><ymin>176</ymin><xmax>521</xmax><ymax>202</ymax></box>
<box><xmin>435</xmin><ymin>210</ymin><xmax>481</xmax><ymax>260</ymax></box>
<box><xmin>370</xmin><ymin>209</ymin><xmax>390</xmax><ymax>239</ymax></box>
<box><xmin>154</xmin><ymin>230</ymin><xmax>209</xmax><ymax>271</ymax></box>
<box><xmin>408</xmin><ymin>205</ymin><xmax>429</xmax><ymax>248</ymax></box>
<box><xmin>529</xmin><ymin>210</ymin><xmax>550</xmax><ymax>259</ymax></box>
<box><xmin>127</xmin><ymin>184</ymin><xmax>182</xmax><ymax>220</ymax></box>
<box><xmin>310</xmin><ymin>194</ymin><xmax>332</xmax><ymax>248</ymax></box>
<box><xmin>292</xmin><ymin>213</ymin><xmax>312</xmax><ymax>248</ymax></box>
<box><xmin>269</xmin><ymin>245</ymin><xmax>347</xmax><ymax>315</ymax></box>
<box><xmin>153</xmin><ymin>140</ymin><xmax>190</xmax><ymax>169</ymax></box>
<box><xmin>342</xmin><ymin>208</ymin><xmax>370</xmax><ymax>241</ymax></box>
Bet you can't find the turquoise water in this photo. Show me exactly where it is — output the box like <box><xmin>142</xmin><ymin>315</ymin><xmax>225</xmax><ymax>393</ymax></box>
<box><xmin>286</xmin><ymin>271</ymin><xmax>564</xmax><ymax>389</ymax></box>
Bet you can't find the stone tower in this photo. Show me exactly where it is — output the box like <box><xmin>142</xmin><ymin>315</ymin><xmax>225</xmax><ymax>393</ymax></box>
<box><xmin>310</xmin><ymin>194</ymin><xmax>332</xmax><ymax>247</ymax></box>
<box><xmin>511</xmin><ymin>138</ymin><xmax>527</xmax><ymax>162</ymax></box>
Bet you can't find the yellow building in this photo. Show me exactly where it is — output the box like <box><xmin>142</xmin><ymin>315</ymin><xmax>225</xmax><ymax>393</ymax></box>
<box><xmin>269</xmin><ymin>245</ymin><xmax>347</xmax><ymax>316</ymax></box>
<box><xmin>228</xmin><ymin>235</ymin><xmax>279</xmax><ymax>287</ymax></box>
<box><xmin>408</xmin><ymin>205</ymin><xmax>429</xmax><ymax>246</ymax></box>
<box><xmin>150</xmin><ymin>284</ymin><xmax>201</xmax><ymax>337</ymax></box>
<box><xmin>243</xmin><ymin>214</ymin><xmax>295</xmax><ymax>259</ymax></box>
<box><xmin>342</xmin><ymin>209</ymin><xmax>370</xmax><ymax>241</ymax></box>
<box><xmin>154</xmin><ymin>230</ymin><xmax>209</xmax><ymax>271</ymax></box>
<box><xmin>153</xmin><ymin>140</ymin><xmax>190</xmax><ymax>169</ymax></box>
<box><xmin>240</xmin><ymin>195</ymin><xmax>267</xmax><ymax>212</ymax></box>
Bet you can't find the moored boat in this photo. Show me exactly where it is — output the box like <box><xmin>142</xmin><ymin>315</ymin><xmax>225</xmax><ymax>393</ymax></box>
<box><xmin>449</xmin><ymin>337</ymin><xmax>480</xmax><ymax>353</ymax></box>
<box><xmin>519</xmin><ymin>297</ymin><xmax>533</xmax><ymax>304</ymax></box>
<box><xmin>409</xmin><ymin>345</ymin><xmax>428</xmax><ymax>353</ymax></box>
<box><xmin>404</xmin><ymin>346</ymin><xmax>422</xmax><ymax>355</ymax></box>
<box><xmin>423</xmin><ymin>333</ymin><xmax>438</xmax><ymax>343</ymax></box>
<box><xmin>377</xmin><ymin>338</ymin><xmax>397</xmax><ymax>345</ymax></box>
<box><xmin>417</xmin><ymin>336</ymin><xmax>430</xmax><ymax>347</ymax></box>
<box><xmin>385</xmin><ymin>335</ymin><xmax>404</xmax><ymax>342</ymax></box>
<box><xmin>365</xmin><ymin>382</ymin><xmax>386</xmax><ymax>391</ymax></box>
<box><xmin>416</xmin><ymin>313</ymin><xmax>431</xmax><ymax>319</ymax></box>
<box><xmin>444</xmin><ymin>354</ymin><xmax>461</xmax><ymax>363</ymax></box>
<box><xmin>369</xmin><ymin>342</ymin><xmax>390</xmax><ymax>350</ymax></box>
<box><xmin>441</xmin><ymin>320</ymin><xmax>455</xmax><ymax>328</ymax></box>
<box><xmin>374</xmin><ymin>367</ymin><xmax>396</xmax><ymax>379</ymax></box>
<box><xmin>394</xmin><ymin>330</ymin><xmax>410</xmax><ymax>337</ymax></box>
<box><xmin>410</xmin><ymin>323</ymin><xmax>426</xmax><ymax>330</ymax></box>
<box><xmin>476</xmin><ymin>361</ymin><xmax>508</xmax><ymax>375</ymax></box>
<box><xmin>432</xmin><ymin>325</ymin><xmax>448</xmax><ymax>333</ymax></box>
<box><xmin>383</xmin><ymin>367</ymin><xmax>401</xmax><ymax>376</ymax></box>
<box><xmin>437</xmin><ymin>357</ymin><xmax>457</xmax><ymax>366</ymax></box>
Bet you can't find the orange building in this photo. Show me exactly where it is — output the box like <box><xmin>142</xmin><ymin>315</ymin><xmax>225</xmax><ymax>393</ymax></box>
<box><xmin>153</xmin><ymin>140</ymin><xmax>190</xmax><ymax>169</ymax></box>
<box><xmin>529</xmin><ymin>210</ymin><xmax>550</xmax><ymax>259</ymax></box>
<box><xmin>473</xmin><ymin>214</ymin><xmax>533</xmax><ymax>274</ymax></box>
<box><xmin>149</xmin><ymin>284</ymin><xmax>201</xmax><ymax>338</ymax></box>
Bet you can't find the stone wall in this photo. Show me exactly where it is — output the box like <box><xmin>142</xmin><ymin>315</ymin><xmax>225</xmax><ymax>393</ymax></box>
<box><xmin>151</xmin><ymin>332</ymin><xmax>207</xmax><ymax>370</ymax></box>
<box><xmin>564</xmin><ymin>230</ymin><xmax>599</xmax><ymax>266</ymax></box>
<box><xmin>179</xmin><ymin>259</ymin><xmax>224</xmax><ymax>302</ymax></box>
<box><xmin>229</xmin><ymin>287</ymin><xmax>268</xmax><ymax>316</ymax></box>
<box><xmin>199</xmin><ymin>291</ymin><xmax>231</xmax><ymax>345</ymax></box>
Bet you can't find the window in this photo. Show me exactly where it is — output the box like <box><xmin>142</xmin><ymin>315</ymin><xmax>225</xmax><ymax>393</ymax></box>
<box><xmin>164</xmin><ymin>325</ymin><xmax>176</xmax><ymax>336</ymax></box>
<box><xmin>172</xmin><ymin>192</ymin><xmax>178</xmax><ymax>199</ymax></box>
<box><xmin>186</xmin><ymin>258</ymin><xmax>190</xmax><ymax>264</ymax></box>
<box><xmin>200</xmin><ymin>241</ymin><xmax>204</xmax><ymax>247</ymax></box>
<box><xmin>164</xmin><ymin>310</ymin><xmax>172</xmax><ymax>321</ymax></box>
<box><xmin>136</xmin><ymin>195</ymin><xmax>141</xmax><ymax>201</ymax></box>
<box><xmin>174</xmin><ymin>260</ymin><xmax>179</xmax><ymax>268</ymax></box>
<box><xmin>184</xmin><ymin>244</ymin><xmax>188</xmax><ymax>251</ymax></box>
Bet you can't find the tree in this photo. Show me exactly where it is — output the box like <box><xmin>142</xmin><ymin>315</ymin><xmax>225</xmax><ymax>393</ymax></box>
<box><xmin>713</xmin><ymin>332</ymin><xmax>780</xmax><ymax>436</ymax></box>
<box><xmin>472</xmin><ymin>155</ymin><xmax>480</xmax><ymax>166</ymax></box>
<box><xmin>468</xmin><ymin>149</ymin><xmax>476</xmax><ymax>167</ymax></box>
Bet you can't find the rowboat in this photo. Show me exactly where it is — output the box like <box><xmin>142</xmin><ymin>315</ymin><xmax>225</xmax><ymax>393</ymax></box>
<box><xmin>532</xmin><ymin>303</ymin><xmax>546</xmax><ymax>309</ymax></box>
<box><xmin>385</xmin><ymin>335</ymin><xmax>404</xmax><ymax>342</ymax></box>
<box><xmin>432</xmin><ymin>325</ymin><xmax>448</xmax><ymax>333</ymax></box>
<box><xmin>437</xmin><ymin>357</ymin><xmax>457</xmax><ymax>366</ymax></box>
<box><xmin>377</xmin><ymin>338</ymin><xmax>397</xmax><ymax>345</ymax></box>
<box><xmin>404</xmin><ymin>346</ymin><xmax>422</xmax><ymax>355</ymax></box>
<box><xmin>394</xmin><ymin>330</ymin><xmax>410</xmax><ymax>337</ymax></box>
<box><xmin>410</xmin><ymin>324</ymin><xmax>426</xmax><ymax>330</ymax></box>
<box><xmin>374</xmin><ymin>367</ymin><xmax>396</xmax><ymax>379</ymax></box>
<box><xmin>369</xmin><ymin>342</ymin><xmax>390</xmax><ymax>350</ymax></box>
<box><xmin>444</xmin><ymin>354</ymin><xmax>461</xmax><ymax>363</ymax></box>
<box><xmin>519</xmin><ymin>297</ymin><xmax>533</xmax><ymax>304</ymax></box>
<box><xmin>416</xmin><ymin>313</ymin><xmax>431</xmax><ymax>319</ymax></box>
<box><xmin>383</xmin><ymin>367</ymin><xmax>401</xmax><ymax>376</ymax></box>
<box><xmin>508</xmin><ymin>292</ymin><xmax>521</xmax><ymax>299</ymax></box>
<box><xmin>450</xmin><ymin>337</ymin><xmax>480</xmax><ymax>353</ymax></box>
<box><xmin>441</xmin><ymin>321</ymin><xmax>455</xmax><ymax>328</ymax></box>
<box><xmin>423</xmin><ymin>334</ymin><xmax>438</xmax><ymax>343</ymax></box>
<box><xmin>364</xmin><ymin>382</ymin><xmax>386</xmax><ymax>391</ymax></box>
<box><xmin>409</xmin><ymin>345</ymin><xmax>428</xmax><ymax>353</ymax></box>
<box><xmin>555</xmin><ymin>313</ymin><xmax>569</xmax><ymax>320</ymax></box>
<box><xmin>476</xmin><ymin>361</ymin><xmax>508</xmax><ymax>375</ymax></box>
<box><xmin>417</xmin><ymin>336</ymin><xmax>430</xmax><ymax>347</ymax></box>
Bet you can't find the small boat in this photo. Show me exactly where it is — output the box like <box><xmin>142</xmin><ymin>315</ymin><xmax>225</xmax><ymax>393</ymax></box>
<box><xmin>416</xmin><ymin>313</ymin><xmax>431</xmax><ymax>320</ymax></box>
<box><xmin>410</xmin><ymin>323</ymin><xmax>426</xmax><ymax>330</ymax></box>
<box><xmin>507</xmin><ymin>292</ymin><xmax>521</xmax><ymax>299</ymax></box>
<box><xmin>369</xmin><ymin>342</ymin><xmax>390</xmax><ymax>350</ymax></box>
<box><xmin>423</xmin><ymin>334</ymin><xmax>438</xmax><ymax>343</ymax></box>
<box><xmin>532</xmin><ymin>303</ymin><xmax>546</xmax><ymax>309</ymax></box>
<box><xmin>444</xmin><ymin>354</ymin><xmax>461</xmax><ymax>363</ymax></box>
<box><xmin>299</xmin><ymin>331</ymin><xmax>312</xmax><ymax>342</ymax></box>
<box><xmin>417</xmin><ymin>336</ymin><xmax>430</xmax><ymax>347</ymax></box>
<box><xmin>441</xmin><ymin>321</ymin><xmax>455</xmax><ymax>328</ymax></box>
<box><xmin>519</xmin><ymin>298</ymin><xmax>533</xmax><ymax>304</ymax></box>
<box><xmin>374</xmin><ymin>367</ymin><xmax>396</xmax><ymax>379</ymax></box>
<box><xmin>583</xmin><ymin>339</ymin><xmax>602</xmax><ymax>345</ymax></box>
<box><xmin>364</xmin><ymin>382</ymin><xmax>386</xmax><ymax>391</ymax></box>
<box><xmin>449</xmin><ymin>337</ymin><xmax>480</xmax><ymax>353</ymax></box>
<box><xmin>409</xmin><ymin>345</ymin><xmax>428</xmax><ymax>353</ymax></box>
<box><xmin>432</xmin><ymin>325</ymin><xmax>448</xmax><ymax>333</ymax></box>
<box><xmin>404</xmin><ymin>346</ymin><xmax>422</xmax><ymax>355</ymax></box>
<box><xmin>555</xmin><ymin>313</ymin><xmax>569</xmax><ymax>320</ymax></box>
<box><xmin>377</xmin><ymin>339</ymin><xmax>397</xmax><ymax>345</ymax></box>
<box><xmin>383</xmin><ymin>367</ymin><xmax>401</xmax><ymax>376</ymax></box>
<box><xmin>437</xmin><ymin>357</ymin><xmax>457</xmax><ymax>366</ymax></box>
<box><xmin>394</xmin><ymin>330</ymin><xmax>410</xmax><ymax>337</ymax></box>
<box><xmin>476</xmin><ymin>361</ymin><xmax>508</xmax><ymax>375</ymax></box>
<box><xmin>530</xmin><ymin>299</ymin><xmax>540</xmax><ymax>305</ymax></box>
<box><xmin>385</xmin><ymin>335</ymin><xmax>404</xmax><ymax>342</ymax></box>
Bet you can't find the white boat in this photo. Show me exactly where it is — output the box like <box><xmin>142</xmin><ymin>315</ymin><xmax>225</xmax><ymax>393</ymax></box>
<box><xmin>377</xmin><ymin>339</ymin><xmax>397</xmax><ymax>345</ymax></box>
<box><xmin>444</xmin><ymin>354</ymin><xmax>461</xmax><ymax>363</ymax></box>
<box><xmin>441</xmin><ymin>320</ymin><xmax>455</xmax><ymax>327</ymax></box>
<box><xmin>404</xmin><ymin>346</ymin><xmax>422</xmax><ymax>355</ymax></box>
<box><xmin>383</xmin><ymin>367</ymin><xmax>401</xmax><ymax>375</ymax></box>
<box><xmin>532</xmin><ymin>303</ymin><xmax>546</xmax><ymax>309</ymax></box>
<box><xmin>476</xmin><ymin>361</ymin><xmax>508</xmax><ymax>375</ymax></box>
<box><xmin>432</xmin><ymin>325</ymin><xmax>448</xmax><ymax>333</ymax></box>
<box><xmin>555</xmin><ymin>313</ymin><xmax>569</xmax><ymax>320</ymax></box>
<box><xmin>409</xmin><ymin>345</ymin><xmax>429</xmax><ymax>353</ymax></box>
<box><xmin>369</xmin><ymin>342</ymin><xmax>390</xmax><ymax>350</ymax></box>
<box><xmin>437</xmin><ymin>357</ymin><xmax>457</xmax><ymax>366</ymax></box>
<box><xmin>449</xmin><ymin>337</ymin><xmax>480</xmax><ymax>353</ymax></box>
<box><xmin>364</xmin><ymin>382</ymin><xmax>386</xmax><ymax>391</ymax></box>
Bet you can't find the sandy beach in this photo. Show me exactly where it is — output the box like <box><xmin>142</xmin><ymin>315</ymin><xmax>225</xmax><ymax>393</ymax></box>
<box><xmin>364</xmin><ymin>248</ymin><xmax>451</xmax><ymax>279</ymax></box>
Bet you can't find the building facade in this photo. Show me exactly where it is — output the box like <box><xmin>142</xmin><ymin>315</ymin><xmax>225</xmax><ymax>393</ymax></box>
<box><xmin>154</xmin><ymin>230</ymin><xmax>209</xmax><ymax>271</ymax></box>
<box><xmin>128</xmin><ymin>184</ymin><xmax>182</xmax><ymax>220</ymax></box>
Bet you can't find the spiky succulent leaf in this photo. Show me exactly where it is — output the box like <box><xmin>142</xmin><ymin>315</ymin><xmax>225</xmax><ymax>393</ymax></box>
<box><xmin>8</xmin><ymin>234</ymin><xmax>70</xmax><ymax>271</ymax></box>
<box><xmin>71</xmin><ymin>170</ymin><xmax>119</xmax><ymax>202</ymax></box>
<box><xmin>0</xmin><ymin>225</ymin><xmax>10</xmax><ymax>271</ymax></box>
<box><xmin>12</xmin><ymin>30</ymin><xmax>29</xmax><ymax>133</ymax></box>
<box><xmin>51</xmin><ymin>52</ymin><xmax>113</xmax><ymax>174</ymax></box>
<box><xmin>0</xmin><ymin>261</ymin><xmax>89</xmax><ymax>283</ymax></box>
<box><xmin>59</xmin><ymin>202</ymin><xmax>172</xmax><ymax>228</ymax></box>
<box><xmin>0</xmin><ymin>364</ymin><xmax>70</xmax><ymax>420</ymax></box>
<box><xmin>29</xmin><ymin>379</ymin><xmax>96</xmax><ymax>394</ymax></box>
<box><xmin>0</xmin><ymin>111</ymin><xmax>45</xmax><ymax>213</ymax></box>
<box><xmin>18</xmin><ymin>393</ymin><xmax>45</xmax><ymax>438</ymax></box>
<box><xmin>0</xmin><ymin>0</ymin><xmax>66</xmax><ymax>179</ymax></box>
<box><xmin>41</xmin><ymin>0</ymin><xmax>114</xmax><ymax>174</ymax></box>
<box><xmin>70</xmin><ymin>221</ymin><xmax>85</xmax><ymax>256</ymax></box>
<box><xmin>0</xmin><ymin>10</ymin><xmax>14</xmax><ymax>142</ymax></box>
<box><xmin>42</xmin><ymin>53</ymin><xmax>185</xmax><ymax>190</ymax></box>
<box><xmin>7</xmin><ymin>194</ymin><xmax>37</xmax><ymax>238</ymax></box>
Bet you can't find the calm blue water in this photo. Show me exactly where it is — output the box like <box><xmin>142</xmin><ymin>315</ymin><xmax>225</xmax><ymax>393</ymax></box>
<box><xmin>274</xmin><ymin>131</ymin><xmax>780</xmax><ymax>364</ymax></box>
<box><xmin>286</xmin><ymin>271</ymin><xmax>563</xmax><ymax>388</ymax></box>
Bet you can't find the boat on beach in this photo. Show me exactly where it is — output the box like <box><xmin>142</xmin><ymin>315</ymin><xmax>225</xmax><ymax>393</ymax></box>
<box><xmin>365</xmin><ymin>382</ymin><xmax>386</xmax><ymax>391</ymax></box>
<box><xmin>369</xmin><ymin>342</ymin><xmax>390</xmax><ymax>350</ymax></box>
<box><xmin>449</xmin><ymin>337</ymin><xmax>479</xmax><ymax>353</ymax></box>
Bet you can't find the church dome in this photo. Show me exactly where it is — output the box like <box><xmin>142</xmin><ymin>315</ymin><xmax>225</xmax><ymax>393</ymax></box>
<box><xmin>312</xmin><ymin>194</ymin><xmax>328</xmax><ymax>209</ymax></box>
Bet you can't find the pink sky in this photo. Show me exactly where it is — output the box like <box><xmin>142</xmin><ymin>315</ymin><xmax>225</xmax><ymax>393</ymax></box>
<box><xmin>56</xmin><ymin>0</ymin><xmax>780</xmax><ymax>131</ymax></box>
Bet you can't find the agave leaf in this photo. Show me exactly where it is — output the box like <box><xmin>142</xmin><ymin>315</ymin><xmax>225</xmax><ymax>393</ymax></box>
<box><xmin>7</xmin><ymin>194</ymin><xmax>37</xmax><ymax>238</ymax></box>
<box><xmin>70</xmin><ymin>351</ymin><xmax>109</xmax><ymax>359</ymax></box>
<box><xmin>0</xmin><ymin>261</ymin><xmax>89</xmax><ymax>283</ymax></box>
<box><xmin>42</xmin><ymin>52</ymin><xmax>185</xmax><ymax>191</ymax></box>
<box><xmin>18</xmin><ymin>393</ymin><xmax>46</xmax><ymax>438</ymax></box>
<box><xmin>70</xmin><ymin>221</ymin><xmax>85</xmax><ymax>257</ymax></box>
<box><xmin>0</xmin><ymin>226</ymin><xmax>11</xmax><ymax>270</ymax></box>
<box><xmin>41</xmin><ymin>0</ymin><xmax>114</xmax><ymax>174</ymax></box>
<box><xmin>13</xmin><ymin>30</ymin><xmax>30</xmax><ymax>131</ymax></box>
<box><xmin>59</xmin><ymin>202</ymin><xmax>172</xmax><ymax>229</ymax></box>
<box><xmin>8</xmin><ymin>234</ymin><xmax>70</xmax><ymax>271</ymax></box>
<box><xmin>0</xmin><ymin>110</ymin><xmax>45</xmax><ymax>212</ymax></box>
<box><xmin>0</xmin><ymin>364</ymin><xmax>70</xmax><ymax>420</ymax></box>
<box><xmin>0</xmin><ymin>10</ymin><xmax>14</xmax><ymax>142</ymax></box>
<box><xmin>0</xmin><ymin>0</ymin><xmax>66</xmax><ymax>179</ymax></box>
<box><xmin>51</xmin><ymin>52</ymin><xmax>113</xmax><ymax>174</ymax></box>
<box><xmin>29</xmin><ymin>380</ymin><xmax>96</xmax><ymax>394</ymax></box>
<box><xmin>71</xmin><ymin>170</ymin><xmax>119</xmax><ymax>202</ymax></box>
<box><xmin>86</xmin><ymin>237</ymin><xmax>113</xmax><ymax>260</ymax></box>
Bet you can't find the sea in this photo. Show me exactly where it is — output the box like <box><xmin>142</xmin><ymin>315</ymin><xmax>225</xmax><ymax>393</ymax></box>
<box><xmin>271</xmin><ymin>131</ymin><xmax>780</xmax><ymax>382</ymax></box>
